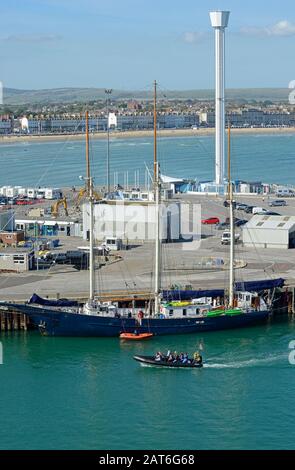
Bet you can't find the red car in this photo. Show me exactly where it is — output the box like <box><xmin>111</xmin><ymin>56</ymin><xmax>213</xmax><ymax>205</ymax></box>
<box><xmin>201</xmin><ymin>217</ymin><xmax>220</xmax><ymax>225</ymax></box>
<box><xmin>16</xmin><ymin>199</ymin><xmax>34</xmax><ymax>205</ymax></box>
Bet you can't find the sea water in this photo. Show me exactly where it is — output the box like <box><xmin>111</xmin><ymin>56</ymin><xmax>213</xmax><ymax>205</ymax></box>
<box><xmin>0</xmin><ymin>320</ymin><xmax>294</xmax><ymax>449</ymax></box>
<box><xmin>0</xmin><ymin>132</ymin><xmax>295</xmax><ymax>187</ymax></box>
<box><xmin>0</xmin><ymin>133</ymin><xmax>295</xmax><ymax>449</ymax></box>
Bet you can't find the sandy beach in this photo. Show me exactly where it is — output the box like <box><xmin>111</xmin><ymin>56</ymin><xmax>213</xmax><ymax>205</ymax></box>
<box><xmin>0</xmin><ymin>126</ymin><xmax>294</xmax><ymax>144</ymax></box>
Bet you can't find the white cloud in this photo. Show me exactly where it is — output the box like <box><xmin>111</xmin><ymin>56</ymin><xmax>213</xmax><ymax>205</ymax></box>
<box><xmin>2</xmin><ymin>34</ymin><xmax>63</xmax><ymax>43</ymax></box>
<box><xmin>241</xmin><ymin>20</ymin><xmax>295</xmax><ymax>37</ymax></box>
<box><xmin>183</xmin><ymin>31</ymin><xmax>206</xmax><ymax>44</ymax></box>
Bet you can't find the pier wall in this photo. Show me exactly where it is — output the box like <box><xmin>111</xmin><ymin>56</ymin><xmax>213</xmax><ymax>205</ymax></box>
<box><xmin>0</xmin><ymin>310</ymin><xmax>29</xmax><ymax>331</ymax></box>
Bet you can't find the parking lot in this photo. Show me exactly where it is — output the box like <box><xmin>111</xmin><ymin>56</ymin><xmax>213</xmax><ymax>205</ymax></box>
<box><xmin>0</xmin><ymin>190</ymin><xmax>295</xmax><ymax>301</ymax></box>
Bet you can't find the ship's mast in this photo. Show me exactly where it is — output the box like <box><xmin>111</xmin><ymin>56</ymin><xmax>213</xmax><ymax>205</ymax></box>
<box><xmin>228</xmin><ymin>123</ymin><xmax>235</xmax><ymax>308</ymax></box>
<box><xmin>85</xmin><ymin>110</ymin><xmax>95</xmax><ymax>301</ymax></box>
<box><xmin>153</xmin><ymin>80</ymin><xmax>161</xmax><ymax>315</ymax></box>
<box><xmin>153</xmin><ymin>79</ymin><xmax>157</xmax><ymax>182</ymax></box>
<box><xmin>86</xmin><ymin>110</ymin><xmax>90</xmax><ymax>192</ymax></box>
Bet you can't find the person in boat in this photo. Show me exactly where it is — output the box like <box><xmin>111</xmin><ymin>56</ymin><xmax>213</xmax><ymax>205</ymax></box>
<box><xmin>155</xmin><ymin>352</ymin><xmax>163</xmax><ymax>362</ymax></box>
<box><xmin>193</xmin><ymin>351</ymin><xmax>202</xmax><ymax>364</ymax></box>
<box><xmin>182</xmin><ymin>353</ymin><xmax>189</xmax><ymax>364</ymax></box>
<box><xmin>137</xmin><ymin>310</ymin><xmax>144</xmax><ymax>326</ymax></box>
<box><xmin>167</xmin><ymin>353</ymin><xmax>174</xmax><ymax>362</ymax></box>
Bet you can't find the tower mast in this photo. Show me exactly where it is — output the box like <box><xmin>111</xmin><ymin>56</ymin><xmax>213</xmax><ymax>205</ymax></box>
<box><xmin>210</xmin><ymin>10</ymin><xmax>230</xmax><ymax>187</ymax></box>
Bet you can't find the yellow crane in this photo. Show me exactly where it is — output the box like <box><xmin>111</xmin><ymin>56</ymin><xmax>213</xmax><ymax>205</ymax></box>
<box><xmin>51</xmin><ymin>197</ymin><xmax>69</xmax><ymax>218</ymax></box>
<box><xmin>74</xmin><ymin>187</ymin><xmax>102</xmax><ymax>210</ymax></box>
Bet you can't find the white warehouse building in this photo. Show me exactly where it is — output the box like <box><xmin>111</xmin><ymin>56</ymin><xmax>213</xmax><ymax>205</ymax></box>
<box><xmin>243</xmin><ymin>215</ymin><xmax>295</xmax><ymax>249</ymax></box>
<box><xmin>82</xmin><ymin>201</ymin><xmax>200</xmax><ymax>243</ymax></box>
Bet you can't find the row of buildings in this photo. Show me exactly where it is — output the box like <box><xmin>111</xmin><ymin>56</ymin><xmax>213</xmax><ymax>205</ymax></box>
<box><xmin>2</xmin><ymin>107</ymin><xmax>295</xmax><ymax>134</ymax></box>
<box><xmin>2</xmin><ymin>199</ymin><xmax>295</xmax><ymax>273</ymax></box>
<box><xmin>200</xmin><ymin>108</ymin><xmax>295</xmax><ymax>128</ymax></box>
<box><xmin>0</xmin><ymin>113</ymin><xmax>199</xmax><ymax>134</ymax></box>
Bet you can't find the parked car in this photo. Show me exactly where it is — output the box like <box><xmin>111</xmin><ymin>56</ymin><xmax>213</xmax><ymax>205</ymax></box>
<box><xmin>216</xmin><ymin>222</ymin><xmax>230</xmax><ymax>230</ymax></box>
<box><xmin>245</xmin><ymin>206</ymin><xmax>254</xmax><ymax>214</ymax></box>
<box><xmin>264</xmin><ymin>211</ymin><xmax>281</xmax><ymax>216</ymax></box>
<box><xmin>225</xmin><ymin>217</ymin><xmax>239</xmax><ymax>224</ymax></box>
<box><xmin>236</xmin><ymin>203</ymin><xmax>248</xmax><ymax>211</ymax></box>
<box><xmin>269</xmin><ymin>199</ymin><xmax>287</xmax><ymax>207</ymax></box>
<box><xmin>201</xmin><ymin>217</ymin><xmax>220</xmax><ymax>225</ymax></box>
<box><xmin>7</xmin><ymin>197</ymin><xmax>17</xmax><ymax>205</ymax></box>
<box><xmin>16</xmin><ymin>199</ymin><xmax>34</xmax><ymax>205</ymax></box>
<box><xmin>221</xmin><ymin>231</ymin><xmax>240</xmax><ymax>245</ymax></box>
<box><xmin>235</xmin><ymin>219</ymin><xmax>247</xmax><ymax>227</ymax></box>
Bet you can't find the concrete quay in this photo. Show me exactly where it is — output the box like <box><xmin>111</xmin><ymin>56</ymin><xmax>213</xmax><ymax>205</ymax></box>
<box><xmin>1</xmin><ymin>191</ymin><xmax>295</xmax><ymax>302</ymax></box>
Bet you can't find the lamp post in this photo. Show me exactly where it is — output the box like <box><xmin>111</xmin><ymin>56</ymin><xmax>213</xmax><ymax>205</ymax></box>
<box><xmin>105</xmin><ymin>88</ymin><xmax>113</xmax><ymax>194</ymax></box>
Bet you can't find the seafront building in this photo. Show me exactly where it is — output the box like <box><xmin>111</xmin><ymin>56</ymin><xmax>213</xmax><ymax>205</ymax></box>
<box><xmin>0</xmin><ymin>112</ymin><xmax>200</xmax><ymax>135</ymax></box>
<box><xmin>200</xmin><ymin>109</ymin><xmax>295</xmax><ymax>128</ymax></box>
<box><xmin>1</xmin><ymin>109</ymin><xmax>295</xmax><ymax>135</ymax></box>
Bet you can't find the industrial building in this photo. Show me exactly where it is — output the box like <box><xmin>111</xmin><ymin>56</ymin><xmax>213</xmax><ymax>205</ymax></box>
<box><xmin>82</xmin><ymin>200</ymin><xmax>196</xmax><ymax>243</ymax></box>
<box><xmin>15</xmin><ymin>218</ymin><xmax>82</xmax><ymax>238</ymax></box>
<box><xmin>0</xmin><ymin>231</ymin><xmax>24</xmax><ymax>247</ymax></box>
<box><xmin>0</xmin><ymin>248</ymin><xmax>34</xmax><ymax>272</ymax></box>
<box><xmin>243</xmin><ymin>215</ymin><xmax>295</xmax><ymax>249</ymax></box>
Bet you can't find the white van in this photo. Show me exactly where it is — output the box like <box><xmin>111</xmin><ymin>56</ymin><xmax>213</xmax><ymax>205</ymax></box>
<box><xmin>27</xmin><ymin>188</ymin><xmax>36</xmax><ymax>199</ymax></box>
<box><xmin>221</xmin><ymin>231</ymin><xmax>240</xmax><ymax>245</ymax></box>
<box><xmin>103</xmin><ymin>237</ymin><xmax>123</xmax><ymax>251</ymax></box>
<box><xmin>252</xmin><ymin>207</ymin><xmax>268</xmax><ymax>215</ymax></box>
<box><xmin>36</xmin><ymin>188</ymin><xmax>47</xmax><ymax>199</ymax></box>
<box><xmin>45</xmin><ymin>188</ymin><xmax>62</xmax><ymax>200</ymax></box>
<box><xmin>5</xmin><ymin>186</ymin><xmax>17</xmax><ymax>198</ymax></box>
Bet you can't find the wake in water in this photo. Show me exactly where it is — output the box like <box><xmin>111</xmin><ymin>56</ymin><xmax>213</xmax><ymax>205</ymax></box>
<box><xmin>204</xmin><ymin>353</ymin><xmax>287</xmax><ymax>369</ymax></box>
<box><xmin>138</xmin><ymin>354</ymin><xmax>286</xmax><ymax>370</ymax></box>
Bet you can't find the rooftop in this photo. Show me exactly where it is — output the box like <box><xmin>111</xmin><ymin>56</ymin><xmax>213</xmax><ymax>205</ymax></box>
<box><xmin>244</xmin><ymin>215</ymin><xmax>295</xmax><ymax>230</ymax></box>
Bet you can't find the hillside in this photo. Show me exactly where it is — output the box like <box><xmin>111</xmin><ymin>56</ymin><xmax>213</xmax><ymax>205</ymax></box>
<box><xmin>2</xmin><ymin>87</ymin><xmax>291</xmax><ymax>105</ymax></box>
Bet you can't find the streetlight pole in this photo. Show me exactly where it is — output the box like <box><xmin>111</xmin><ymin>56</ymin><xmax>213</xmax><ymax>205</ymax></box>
<box><xmin>105</xmin><ymin>88</ymin><xmax>112</xmax><ymax>194</ymax></box>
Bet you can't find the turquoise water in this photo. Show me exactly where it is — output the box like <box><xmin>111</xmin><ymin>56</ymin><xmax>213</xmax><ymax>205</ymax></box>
<box><xmin>0</xmin><ymin>320</ymin><xmax>295</xmax><ymax>450</ymax></box>
<box><xmin>1</xmin><ymin>133</ymin><xmax>295</xmax><ymax>450</ymax></box>
<box><xmin>0</xmin><ymin>132</ymin><xmax>295</xmax><ymax>187</ymax></box>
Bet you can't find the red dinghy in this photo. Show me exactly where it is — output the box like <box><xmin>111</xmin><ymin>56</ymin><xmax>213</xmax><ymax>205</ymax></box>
<box><xmin>119</xmin><ymin>332</ymin><xmax>154</xmax><ymax>341</ymax></box>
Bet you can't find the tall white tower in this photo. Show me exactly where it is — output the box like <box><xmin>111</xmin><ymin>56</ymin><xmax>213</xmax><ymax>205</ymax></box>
<box><xmin>209</xmin><ymin>10</ymin><xmax>230</xmax><ymax>186</ymax></box>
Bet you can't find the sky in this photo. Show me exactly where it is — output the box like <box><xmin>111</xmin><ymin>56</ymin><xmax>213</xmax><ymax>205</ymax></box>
<box><xmin>1</xmin><ymin>0</ymin><xmax>295</xmax><ymax>90</ymax></box>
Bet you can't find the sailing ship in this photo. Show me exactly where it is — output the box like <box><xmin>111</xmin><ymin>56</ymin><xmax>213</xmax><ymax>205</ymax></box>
<box><xmin>0</xmin><ymin>84</ymin><xmax>279</xmax><ymax>336</ymax></box>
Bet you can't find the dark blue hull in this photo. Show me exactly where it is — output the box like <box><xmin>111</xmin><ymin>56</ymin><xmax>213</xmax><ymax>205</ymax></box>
<box><xmin>3</xmin><ymin>303</ymin><xmax>270</xmax><ymax>337</ymax></box>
